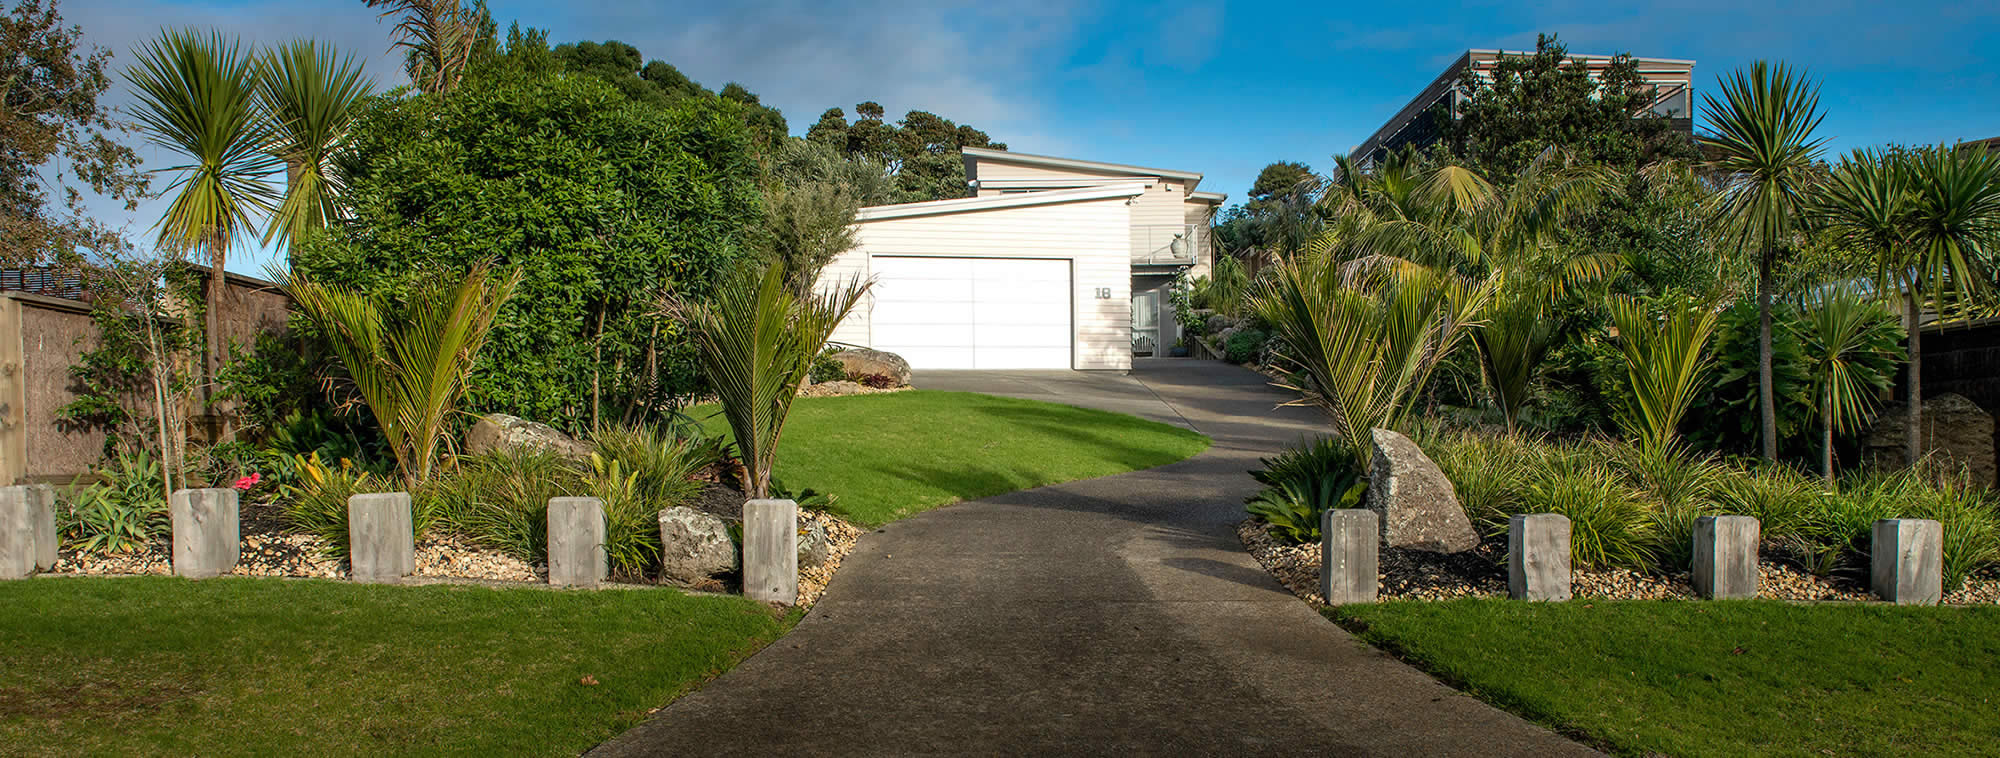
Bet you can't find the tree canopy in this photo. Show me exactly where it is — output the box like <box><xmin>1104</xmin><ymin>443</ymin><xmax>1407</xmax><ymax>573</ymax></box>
<box><xmin>805</xmin><ymin>102</ymin><xmax>1005</xmax><ymax>203</ymax></box>
<box><xmin>1441</xmin><ymin>34</ymin><xmax>1698</xmax><ymax>180</ymax></box>
<box><xmin>0</xmin><ymin>0</ymin><xmax>146</xmax><ymax>263</ymax></box>
<box><xmin>549</xmin><ymin>38</ymin><xmax>786</xmax><ymax>147</ymax></box>
<box><xmin>292</xmin><ymin>36</ymin><xmax>765</xmax><ymax>430</ymax></box>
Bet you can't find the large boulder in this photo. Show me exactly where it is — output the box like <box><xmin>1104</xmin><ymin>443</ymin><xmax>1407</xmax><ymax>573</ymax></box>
<box><xmin>658</xmin><ymin>507</ymin><xmax>738</xmax><ymax>584</ymax></box>
<box><xmin>464</xmin><ymin>413</ymin><xmax>591</xmax><ymax>459</ymax></box>
<box><xmin>829</xmin><ymin>348</ymin><xmax>911</xmax><ymax>387</ymax></box>
<box><xmin>1366</xmin><ymin>428</ymin><xmax>1480</xmax><ymax>553</ymax></box>
<box><xmin>1864</xmin><ymin>393</ymin><xmax>1997</xmax><ymax>486</ymax></box>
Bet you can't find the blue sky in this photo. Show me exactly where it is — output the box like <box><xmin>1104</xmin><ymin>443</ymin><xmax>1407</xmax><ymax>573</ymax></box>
<box><xmin>71</xmin><ymin>0</ymin><xmax>2000</xmax><ymax>275</ymax></box>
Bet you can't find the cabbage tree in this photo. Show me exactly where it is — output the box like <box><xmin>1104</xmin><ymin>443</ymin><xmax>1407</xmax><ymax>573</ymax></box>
<box><xmin>255</xmin><ymin>40</ymin><xmax>374</xmax><ymax>249</ymax></box>
<box><xmin>126</xmin><ymin>29</ymin><xmax>278</xmax><ymax>392</ymax></box>
<box><xmin>1699</xmin><ymin>61</ymin><xmax>1827</xmax><ymax>462</ymax></box>
<box><xmin>1794</xmin><ymin>286</ymin><xmax>1902</xmax><ymax>482</ymax></box>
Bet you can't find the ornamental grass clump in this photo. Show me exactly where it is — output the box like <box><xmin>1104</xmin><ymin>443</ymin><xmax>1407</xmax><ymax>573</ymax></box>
<box><xmin>1520</xmin><ymin>465</ymin><xmax>1656</xmax><ymax>570</ymax></box>
<box><xmin>279</xmin><ymin>452</ymin><xmax>447</xmax><ymax>557</ymax></box>
<box><xmin>1422</xmin><ymin>429</ymin><xmax>1536</xmax><ymax>534</ymax></box>
<box><xmin>1712</xmin><ymin>462</ymin><xmax>1826</xmax><ymax>544</ymax></box>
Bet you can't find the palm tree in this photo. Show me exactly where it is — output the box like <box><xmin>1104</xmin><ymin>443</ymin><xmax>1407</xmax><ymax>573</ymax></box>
<box><xmin>285</xmin><ymin>261</ymin><xmax>522</xmax><ymax>489</ymax></box>
<box><xmin>1606</xmin><ymin>294</ymin><xmax>1721</xmax><ymax>450</ymax></box>
<box><xmin>1251</xmin><ymin>254</ymin><xmax>1490</xmax><ymax>458</ymax></box>
<box><xmin>255</xmin><ymin>40</ymin><xmax>375</xmax><ymax>249</ymax></box>
<box><xmin>1793</xmin><ymin>285</ymin><xmax>1902</xmax><ymax>482</ymax></box>
<box><xmin>1699</xmin><ymin>61</ymin><xmax>1827</xmax><ymax>463</ymax></box>
<box><xmin>1893</xmin><ymin>144</ymin><xmax>2000</xmax><ymax>461</ymax></box>
<box><xmin>365</xmin><ymin>0</ymin><xmax>480</xmax><ymax>95</ymax></box>
<box><xmin>1334</xmin><ymin>148</ymin><xmax>1617</xmax><ymax>431</ymax></box>
<box><xmin>669</xmin><ymin>264</ymin><xmax>870</xmax><ymax>500</ymax></box>
<box><xmin>126</xmin><ymin>29</ymin><xmax>279</xmax><ymax>399</ymax></box>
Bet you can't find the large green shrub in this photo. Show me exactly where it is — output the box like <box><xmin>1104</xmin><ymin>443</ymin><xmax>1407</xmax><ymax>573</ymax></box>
<box><xmin>1223</xmin><ymin>327</ymin><xmax>1267</xmax><ymax>364</ymax></box>
<box><xmin>292</xmin><ymin>54</ymin><xmax>764</xmax><ymax>431</ymax></box>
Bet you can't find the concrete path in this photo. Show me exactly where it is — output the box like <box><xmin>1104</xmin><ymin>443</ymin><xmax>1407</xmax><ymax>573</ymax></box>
<box><xmin>593</xmin><ymin>360</ymin><xmax>1595</xmax><ymax>757</ymax></box>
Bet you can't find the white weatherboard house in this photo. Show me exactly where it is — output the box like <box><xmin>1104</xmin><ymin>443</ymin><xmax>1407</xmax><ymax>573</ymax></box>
<box><xmin>819</xmin><ymin>147</ymin><xmax>1226</xmax><ymax>371</ymax></box>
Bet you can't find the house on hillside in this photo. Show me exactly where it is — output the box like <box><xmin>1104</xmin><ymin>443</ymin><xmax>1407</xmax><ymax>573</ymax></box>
<box><xmin>819</xmin><ymin>148</ymin><xmax>1226</xmax><ymax>371</ymax></box>
<box><xmin>1350</xmin><ymin>49</ymin><xmax>1696</xmax><ymax>170</ymax></box>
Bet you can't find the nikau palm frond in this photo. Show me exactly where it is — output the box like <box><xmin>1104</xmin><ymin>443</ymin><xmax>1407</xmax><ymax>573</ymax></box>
<box><xmin>1607</xmin><ymin>294</ymin><xmax>1721</xmax><ymax>450</ymax></box>
<box><xmin>668</xmin><ymin>264</ymin><xmax>871</xmax><ymax>500</ymax></box>
<box><xmin>1253</xmin><ymin>255</ymin><xmax>1490</xmax><ymax>459</ymax></box>
<box><xmin>286</xmin><ymin>262</ymin><xmax>522</xmax><ymax>488</ymax></box>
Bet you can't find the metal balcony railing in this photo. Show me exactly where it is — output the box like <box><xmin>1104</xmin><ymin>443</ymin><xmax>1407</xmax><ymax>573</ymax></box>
<box><xmin>1134</xmin><ymin>224</ymin><xmax>1202</xmax><ymax>266</ymax></box>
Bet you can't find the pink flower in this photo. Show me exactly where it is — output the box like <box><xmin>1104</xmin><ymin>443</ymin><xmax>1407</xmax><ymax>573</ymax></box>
<box><xmin>233</xmin><ymin>472</ymin><xmax>262</xmax><ymax>491</ymax></box>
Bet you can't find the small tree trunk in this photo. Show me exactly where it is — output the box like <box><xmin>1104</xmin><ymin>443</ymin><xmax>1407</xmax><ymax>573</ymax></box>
<box><xmin>1758</xmin><ymin>253</ymin><xmax>1778</xmax><ymax>463</ymax></box>
<box><xmin>1905</xmin><ymin>287</ymin><xmax>1924</xmax><ymax>467</ymax></box>
<box><xmin>590</xmin><ymin>307</ymin><xmax>605</xmax><ymax>435</ymax></box>
<box><xmin>1822</xmin><ymin>394</ymin><xmax>1835</xmax><ymax>485</ymax></box>
<box><xmin>147</xmin><ymin>314</ymin><xmax>175</xmax><ymax>503</ymax></box>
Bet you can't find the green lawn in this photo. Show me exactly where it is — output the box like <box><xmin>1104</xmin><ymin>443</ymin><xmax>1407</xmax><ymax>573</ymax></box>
<box><xmin>695</xmin><ymin>390</ymin><xmax>1211</xmax><ymax>526</ymax></box>
<box><xmin>0</xmin><ymin>577</ymin><xmax>794</xmax><ymax>757</ymax></box>
<box><xmin>1334</xmin><ymin>599</ymin><xmax>2000</xmax><ymax>757</ymax></box>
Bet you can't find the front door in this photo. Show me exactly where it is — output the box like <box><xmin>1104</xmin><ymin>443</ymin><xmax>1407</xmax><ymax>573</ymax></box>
<box><xmin>1131</xmin><ymin>289</ymin><xmax>1160</xmax><ymax>357</ymax></box>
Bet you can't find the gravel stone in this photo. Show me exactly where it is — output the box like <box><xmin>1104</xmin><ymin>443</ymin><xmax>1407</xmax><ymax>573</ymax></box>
<box><xmin>1237</xmin><ymin>519</ymin><xmax>1991</xmax><ymax>606</ymax></box>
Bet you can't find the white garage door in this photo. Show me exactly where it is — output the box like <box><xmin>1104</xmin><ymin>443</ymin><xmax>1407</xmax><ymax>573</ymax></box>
<box><xmin>870</xmin><ymin>256</ymin><xmax>1072</xmax><ymax>369</ymax></box>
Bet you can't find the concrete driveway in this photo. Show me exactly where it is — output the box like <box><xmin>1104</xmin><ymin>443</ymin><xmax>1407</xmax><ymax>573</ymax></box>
<box><xmin>592</xmin><ymin>359</ymin><xmax>1595</xmax><ymax>756</ymax></box>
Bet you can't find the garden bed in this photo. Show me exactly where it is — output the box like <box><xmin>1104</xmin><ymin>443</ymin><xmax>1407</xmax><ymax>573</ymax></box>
<box><xmin>1239</xmin><ymin>518</ymin><xmax>2000</xmax><ymax>605</ymax></box>
<box><xmin>48</xmin><ymin>498</ymin><xmax>863</xmax><ymax>605</ymax></box>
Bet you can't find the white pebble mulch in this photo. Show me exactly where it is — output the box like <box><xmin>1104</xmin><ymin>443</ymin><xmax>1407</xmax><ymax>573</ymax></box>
<box><xmin>1238</xmin><ymin>519</ymin><xmax>1997</xmax><ymax>607</ymax></box>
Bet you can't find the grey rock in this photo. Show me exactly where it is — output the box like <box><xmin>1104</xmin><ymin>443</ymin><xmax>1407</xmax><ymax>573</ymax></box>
<box><xmin>1864</xmin><ymin>393</ymin><xmax>1995</xmax><ymax>486</ymax></box>
<box><xmin>1202</xmin><ymin>312</ymin><xmax>1229</xmax><ymax>335</ymax></box>
<box><xmin>1508</xmin><ymin>513</ymin><xmax>1571</xmax><ymax>602</ymax></box>
<box><xmin>171</xmin><ymin>488</ymin><xmax>240</xmax><ymax>579</ymax></box>
<box><xmin>348</xmin><ymin>492</ymin><xmax>416</xmax><ymax>584</ymax></box>
<box><xmin>1693</xmin><ymin>515</ymin><xmax>1759</xmax><ymax>599</ymax></box>
<box><xmin>828</xmin><ymin>348</ymin><xmax>911</xmax><ymax>387</ymax></box>
<box><xmin>743</xmin><ymin>499</ymin><xmax>799</xmax><ymax>606</ymax></box>
<box><xmin>1215</xmin><ymin>326</ymin><xmax>1241</xmax><ymax>348</ymax></box>
<box><xmin>1366</xmin><ymin>428</ymin><xmax>1479</xmax><ymax>553</ymax></box>
<box><xmin>465</xmin><ymin>413</ymin><xmax>592</xmax><ymax>459</ymax></box>
<box><xmin>658</xmin><ymin>506</ymin><xmax>738</xmax><ymax>583</ymax></box>
<box><xmin>798</xmin><ymin>519</ymin><xmax>831</xmax><ymax>569</ymax></box>
<box><xmin>1872</xmin><ymin>518</ymin><xmax>1942</xmax><ymax>605</ymax></box>
<box><xmin>548</xmin><ymin>496</ymin><xmax>608</xmax><ymax>587</ymax></box>
<box><xmin>1320</xmin><ymin>509</ymin><xmax>1379</xmax><ymax>605</ymax></box>
<box><xmin>808</xmin><ymin>380</ymin><xmax>867</xmax><ymax>397</ymax></box>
